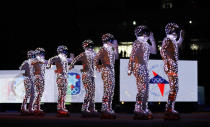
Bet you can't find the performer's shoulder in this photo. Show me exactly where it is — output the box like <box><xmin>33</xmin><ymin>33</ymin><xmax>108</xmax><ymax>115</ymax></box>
<box><xmin>21</xmin><ymin>60</ymin><xmax>29</xmax><ymax>66</ymax></box>
<box><xmin>98</xmin><ymin>47</ymin><xmax>105</xmax><ymax>53</ymax></box>
<box><xmin>49</xmin><ymin>56</ymin><xmax>59</xmax><ymax>60</ymax></box>
<box><xmin>162</xmin><ymin>37</ymin><xmax>171</xmax><ymax>45</ymax></box>
<box><xmin>23</xmin><ymin>60</ymin><xmax>29</xmax><ymax>63</ymax></box>
<box><xmin>133</xmin><ymin>40</ymin><xmax>138</xmax><ymax>44</ymax></box>
<box><xmin>31</xmin><ymin>58</ymin><xmax>38</xmax><ymax>65</ymax></box>
<box><xmin>80</xmin><ymin>52</ymin><xmax>85</xmax><ymax>56</ymax></box>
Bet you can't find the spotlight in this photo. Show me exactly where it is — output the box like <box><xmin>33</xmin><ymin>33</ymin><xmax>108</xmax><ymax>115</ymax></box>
<box><xmin>133</xmin><ymin>21</ymin><xmax>136</xmax><ymax>26</ymax></box>
<box><xmin>190</xmin><ymin>44</ymin><xmax>199</xmax><ymax>50</ymax></box>
<box><xmin>158</xmin><ymin>45</ymin><xmax>162</xmax><ymax>51</ymax></box>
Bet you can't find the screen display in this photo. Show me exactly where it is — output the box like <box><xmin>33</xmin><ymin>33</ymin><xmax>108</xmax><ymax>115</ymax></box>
<box><xmin>120</xmin><ymin>59</ymin><xmax>198</xmax><ymax>102</ymax></box>
<box><xmin>0</xmin><ymin>65</ymin><xmax>104</xmax><ymax>103</ymax></box>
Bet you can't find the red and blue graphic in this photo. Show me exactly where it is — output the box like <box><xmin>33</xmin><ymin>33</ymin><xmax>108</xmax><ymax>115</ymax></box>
<box><xmin>149</xmin><ymin>71</ymin><xmax>169</xmax><ymax>96</ymax></box>
<box><xmin>67</xmin><ymin>73</ymin><xmax>81</xmax><ymax>95</ymax></box>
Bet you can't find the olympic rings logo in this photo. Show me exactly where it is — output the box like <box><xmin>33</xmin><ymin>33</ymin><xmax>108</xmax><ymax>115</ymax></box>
<box><xmin>151</xmin><ymin>78</ymin><xmax>164</xmax><ymax>83</ymax></box>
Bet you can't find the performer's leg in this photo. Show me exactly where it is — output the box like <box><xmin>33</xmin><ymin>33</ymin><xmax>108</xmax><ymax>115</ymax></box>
<box><xmin>28</xmin><ymin>79</ymin><xmax>35</xmax><ymax>113</ymax></box>
<box><xmin>143</xmin><ymin>80</ymin><xmax>153</xmax><ymax>119</ymax></box>
<box><xmin>38</xmin><ymin>79</ymin><xmax>44</xmax><ymax>111</ymax></box>
<box><xmin>108</xmin><ymin>69</ymin><xmax>115</xmax><ymax>113</ymax></box>
<box><xmin>61</xmin><ymin>78</ymin><xmax>68</xmax><ymax>111</ymax></box>
<box><xmin>56</xmin><ymin>74</ymin><xmax>68</xmax><ymax>116</ymax></box>
<box><xmin>57</xmin><ymin>87</ymin><xmax>62</xmax><ymax>110</ymax></box>
<box><xmin>101</xmin><ymin>68</ymin><xmax>110</xmax><ymax>112</ymax></box>
<box><xmin>164</xmin><ymin>66</ymin><xmax>180</xmax><ymax>120</ymax></box>
<box><xmin>134</xmin><ymin>76</ymin><xmax>145</xmax><ymax>113</ymax></box>
<box><xmin>100</xmin><ymin>68</ymin><xmax>116</xmax><ymax>119</ymax></box>
<box><xmin>89</xmin><ymin>77</ymin><xmax>97</xmax><ymax>112</ymax></box>
<box><xmin>56</xmin><ymin>74</ymin><xmax>64</xmax><ymax>111</ymax></box>
<box><xmin>81</xmin><ymin>74</ymin><xmax>90</xmax><ymax>112</ymax></box>
<box><xmin>141</xmin><ymin>67</ymin><xmax>152</xmax><ymax>119</ymax></box>
<box><xmin>33</xmin><ymin>76</ymin><xmax>45</xmax><ymax>115</ymax></box>
<box><xmin>33</xmin><ymin>76</ymin><xmax>40</xmax><ymax>111</ymax></box>
<box><xmin>166</xmin><ymin>75</ymin><xmax>179</xmax><ymax>112</ymax></box>
<box><xmin>21</xmin><ymin>77</ymin><xmax>31</xmax><ymax>114</ymax></box>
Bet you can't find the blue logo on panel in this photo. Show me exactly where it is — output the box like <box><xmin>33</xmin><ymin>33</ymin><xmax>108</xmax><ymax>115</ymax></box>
<box><xmin>67</xmin><ymin>73</ymin><xmax>81</xmax><ymax>95</ymax></box>
<box><xmin>149</xmin><ymin>71</ymin><xmax>169</xmax><ymax>97</ymax></box>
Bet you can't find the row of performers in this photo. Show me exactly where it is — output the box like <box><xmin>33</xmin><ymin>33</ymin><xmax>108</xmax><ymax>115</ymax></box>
<box><xmin>19</xmin><ymin>22</ymin><xmax>184</xmax><ymax>120</ymax></box>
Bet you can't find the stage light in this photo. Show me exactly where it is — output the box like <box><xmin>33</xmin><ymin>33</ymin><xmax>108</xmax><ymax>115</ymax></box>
<box><xmin>65</xmin><ymin>102</ymin><xmax>71</xmax><ymax>105</ymax></box>
<box><xmin>190</xmin><ymin>44</ymin><xmax>199</xmax><ymax>50</ymax></box>
<box><xmin>133</xmin><ymin>21</ymin><xmax>136</xmax><ymax>26</ymax></box>
<box><xmin>121</xmin><ymin>101</ymin><xmax>125</xmax><ymax>104</ymax></box>
<box><xmin>189</xmin><ymin>20</ymin><xmax>192</xmax><ymax>24</ymax></box>
<box><xmin>157</xmin><ymin>45</ymin><xmax>162</xmax><ymax>51</ymax></box>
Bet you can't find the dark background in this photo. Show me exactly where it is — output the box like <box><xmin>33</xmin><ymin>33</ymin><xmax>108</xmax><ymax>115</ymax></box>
<box><xmin>0</xmin><ymin>0</ymin><xmax>210</xmax><ymax>112</ymax></box>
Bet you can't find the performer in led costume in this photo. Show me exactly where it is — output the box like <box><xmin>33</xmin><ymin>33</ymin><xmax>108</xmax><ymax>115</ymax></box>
<box><xmin>32</xmin><ymin>48</ymin><xmax>47</xmax><ymax>116</ymax></box>
<box><xmin>19</xmin><ymin>50</ymin><xmax>36</xmax><ymax>115</ymax></box>
<box><xmin>128</xmin><ymin>25</ymin><xmax>157</xmax><ymax>120</ymax></box>
<box><xmin>160</xmin><ymin>23</ymin><xmax>184</xmax><ymax>120</ymax></box>
<box><xmin>47</xmin><ymin>45</ymin><xmax>74</xmax><ymax>117</ymax></box>
<box><xmin>69</xmin><ymin>40</ymin><xmax>98</xmax><ymax>117</ymax></box>
<box><xmin>94</xmin><ymin>33</ymin><xmax>118</xmax><ymax>119</ymax></box>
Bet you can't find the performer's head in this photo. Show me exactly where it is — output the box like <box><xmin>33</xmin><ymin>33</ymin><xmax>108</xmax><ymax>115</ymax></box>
<box><xmin>102</xmin><ymin>33</ymin><xmax>116</xmax><ymax>45</ymax></box>
<box><xmin>82</xmin><ymin>39</ymin><xmax>94</xmax><ymax>51</ymax></box>
<box><xmin>57</xmin><ymin>45</ymin><xmax>68</xmax><ymax>56</ymax></box>
<box><xmin>165</xmin><ymin>23</ymin><xmax>181</xmax><ymax>41</ymax></box>
<box><xmin>35</xmin><ymin>47</ymin><xmax>45</xmax><ymax>58</ymax></box>
<box><xmin>134</xmin><ymin>25</ymin><xmax>150</xmax><ymax>42</ymax></box>
<box><xmin>27</xmin><ymin>50</ymin><xmax>35</xmax><ymax>59</ymax></box>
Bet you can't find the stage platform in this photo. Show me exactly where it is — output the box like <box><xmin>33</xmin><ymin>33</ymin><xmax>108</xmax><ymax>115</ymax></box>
<box><xmin>0</xmin><ymin>112</ymin><xmax>210</xmax><ymax>127</ymax></box>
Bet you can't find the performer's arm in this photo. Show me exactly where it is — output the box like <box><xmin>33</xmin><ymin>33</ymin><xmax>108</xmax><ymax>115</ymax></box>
<box><xmin>94</xmin><ymin>48</ymin><xmax>103</xmax><ymax>72</ymax></box>
<box><xmin>69</xmin><ymin>53</ymin><xmax>84</xmax><ymax>70</ymax></box>
<box><xmin>113</xmin><ymin>40</ymin><xmax>119</xmax><ymax>60</ymax></box>
<box><xmin>46</xmin><ymin>57</ymin><xmax>56</xmax><ymax>69</ymax></box>
<box><xmin>67</xmin><ymin>53</ymin><xmax>75</xmax><ymax>64</ymax></box>
<box><xmin>44</xmin><ymin>59</ymin><xmax>48</xmax><ymax>65</ymax></box>
<box><xmin>177</xmin><ymin>30</ymin><xmax>184</xmax><ymax>47</ymax></box>
<box><xmin>19</xmin><ymin>60</ymin><xmax>27</xmax><ymax>70</ymax></box>
<box><xmin>149</xmin><ymin>32</ymin><xmax>157</xmax><ymax>54</ymax></box>
<box><xmin>128</xmin><ymin>42</ymin><xmax>136</xmax><ymax>76</ymax></box>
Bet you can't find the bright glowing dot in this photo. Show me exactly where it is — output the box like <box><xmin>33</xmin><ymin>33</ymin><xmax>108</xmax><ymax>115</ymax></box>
<box><xmin>65</xmin><ymin>102</ymin><xmax>71</xmax><ymax>105</ymax></box>
<box><xmin>190</xmin><ymin>44</ymin><xmax>199</xmax><ymax>50</ymax></box>
<box><xmin>121</xmin><ymin>101</ymin><xmax>125</xmax><ymax>104</ymax></box>
<box><xmin>189</xmin><ymin>20</ymin><xmax>192</xmax><ymax>24</ymax></box>
<box><xmin>158</xmin><ymin>102</ymin><xmax>161</xmax><ymax>105</ymax></box>
<box><xmin>158</xmin><ymin>45</ymin><xmax>162</xmax><ymax>51</ymax></box>
<box><xmin>133</xmin><ymin>21</ymin><xmax>136</xmax><ymax>26</ymax></box>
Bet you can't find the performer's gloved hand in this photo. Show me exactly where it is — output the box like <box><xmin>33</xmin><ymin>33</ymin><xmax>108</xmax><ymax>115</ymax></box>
<box><xmin>163</xmin><ymin>60</ymin><xmax>170</xmax><ymax>74</ymax></box>
<box><xmin>112</xmin><ymin>40</ymin><xmax>118</xmax><ymax>48</ymax></box>
<box><xmin>70</xmin><ymin>53</ymin><xmax>75</xmax><ymax>59</ymax></box>
<box><xmin>128</xmin><ymin>69</ymin><xmax>132</xmax><ymax>76</ymax></box>
<box><xmin>149</xmin><ymin>32</ymin><xmax>155</xmax><ymax>42</ymax></box>
<box><xmin>46</xmin><ymin>66</ymin><xmax>50</xmax><ymax>69</ymax></box>
<box><xmin>69</xmin><ymin>65</ymin><xmax>74</xmax><ymax>70</ymax></box>
<box><xmin>180</xmin><ymin>30</ymin><xmax>185</xmax><ymax>39</ymax></box>
<box><xmin>96</xmin><ymin>65</ymin><xmax>101</xmax><ymax>72</ymax></box>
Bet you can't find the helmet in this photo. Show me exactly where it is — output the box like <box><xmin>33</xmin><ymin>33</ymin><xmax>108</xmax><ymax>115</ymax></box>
<box><xmin>27</xmin><ymin>50</ymin><xmax>35</xmax><ymax>59</ymax></box>
<box><xmin>57</xmin><ymin>45</ymin><xmax>68</xmax><ymax>55</ymax></box>
<box><xmin>134</xmin><ymin>25</ymin><xmax>150</xmax><ymax>37</ymax></box>
<box><xmin>101</xmin><ymin>33</ymin><xmax>115</xmax><ymax>43</ymax></box>
<box><xmin>165</xmin><ymin>22</ymin><xmax>180</xmax><ymax>35</ymax></box>
<box><xmin>35</xmin><ymin>47</ymin><xmax>45</xmax><ymax>56</ymax></box>
<box><xmin>82</xmin><ymin>39</ymin><xmax>94</xmax><ymax>49</ymax></box>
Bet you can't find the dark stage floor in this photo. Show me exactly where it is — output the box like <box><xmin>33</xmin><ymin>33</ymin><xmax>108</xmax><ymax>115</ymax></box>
<box><xmin>0</xmin><ymin>112</ymin><xmax>210</xmax><ymax>127</ymax></box>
